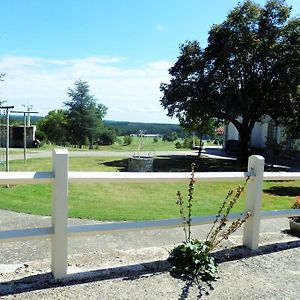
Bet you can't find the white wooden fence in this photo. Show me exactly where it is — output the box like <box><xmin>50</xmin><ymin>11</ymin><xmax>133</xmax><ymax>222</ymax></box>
<box><xmin>0</xmin><ymin>149</ymin><xmax>300</xmax><ymax>279</ymax></box>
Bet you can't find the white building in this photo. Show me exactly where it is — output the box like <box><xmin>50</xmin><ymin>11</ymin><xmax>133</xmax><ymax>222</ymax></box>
<box><xmin>224</xmin><ymin>116</ymin><xmax>300</xmax><ymax>151</ymax></box>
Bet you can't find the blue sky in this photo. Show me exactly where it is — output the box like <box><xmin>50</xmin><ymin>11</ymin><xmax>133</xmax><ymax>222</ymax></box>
<box><xmin>0</xmin><ymin>0</ymin><xmax>300</xmax><ymax>123</ymax></box>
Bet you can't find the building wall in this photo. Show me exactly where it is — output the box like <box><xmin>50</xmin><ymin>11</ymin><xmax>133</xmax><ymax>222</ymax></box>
<box><xmin>0</xmin><ymin>125</ymin><xmax>36</xmax><ymax>148</ymax></box>
<box><xmin>225</xmin><ymin>118</ymin><xmax>300</xmax><ymax>151</ymax></box>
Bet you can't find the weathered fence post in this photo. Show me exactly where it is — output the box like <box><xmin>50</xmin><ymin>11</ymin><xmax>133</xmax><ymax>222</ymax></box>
<box><xmin>51</xmin><ymin>149</ymin><xmax>69</xmax><ymax>279</ymax></box>
<box><xmin>243</xmin><ymin>155</ymin><xmax>265</xmax><ymax>250</ymax></box>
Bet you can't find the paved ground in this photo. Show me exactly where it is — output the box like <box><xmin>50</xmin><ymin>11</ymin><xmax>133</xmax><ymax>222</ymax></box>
<box><xmin>0</xmin><ymin>209</ymin><xmax>299</xmax><ymax>299</ymax></box>
<box><xmin>0</xmin><ymin>209</ymin><xmax>292</xmax><ymax>264</ymax></box>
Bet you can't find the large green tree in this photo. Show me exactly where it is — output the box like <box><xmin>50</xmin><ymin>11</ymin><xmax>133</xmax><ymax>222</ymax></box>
<box><xmin>64</xmin><ymin>80</ymin><xmax>107</xmax><ymax>148</ymax></box>
<box><xmin>160</xmin><ymin>0</ymin><xmax>300</xmax><ymax>163</ymax></box>
<box><xmin>37</xmin><ymin>109</ymin><xmax>68</xmax><ymax>145</ymax></box>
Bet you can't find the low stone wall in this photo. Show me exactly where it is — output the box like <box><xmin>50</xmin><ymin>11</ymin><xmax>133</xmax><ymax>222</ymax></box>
<box><xmin>128</xmin><ymin>156</ymin><xmax>153</xmax><ymax>172</ymax></box>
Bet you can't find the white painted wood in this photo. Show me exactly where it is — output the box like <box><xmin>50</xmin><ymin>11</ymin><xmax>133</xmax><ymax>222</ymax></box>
<box><xmin>67</xmin><ymin>213</ymin><xmax>247</xmax><ymax>236</ymax></box>
<box><xmin>68</xmin><ymin>171</ymin><xmax>250</xmax><ymax>183</ymax></box>
<box><xmin>0</xmin><ymin>171</ymin><xmax>53</xmax><ymax>184</ymax></box>
<box><xmin>263</xmin><ymin>172</ymin><xmax>300</xmax><ymax>181</ymax></box>
<box><xmin>51</xmin><ymin>149</ymin><xmax>69</xmax><ymax>280</ymax></box>
<box><xmin>2</xmin><ymin>208</ymin><xmax>300</xmax><ymax>243</ymax></box>
<box><xmin>0</xmin><ymin>227</ymin><xmax>53</xmax><ymax>242</ymax></box>
<box><xmin>0</xmin><ymin>170</ymin><xmax>298</xmax><ymax>186</ymax></box>
<box><xmin>261</xmin><ymin>209</ymin><xmax>300</xmax><ymax>219</ymax></box>
<box><xmin>243</xmin><ymin>155</ymin><xmax>265</xmax><ymax>250</ymax></box>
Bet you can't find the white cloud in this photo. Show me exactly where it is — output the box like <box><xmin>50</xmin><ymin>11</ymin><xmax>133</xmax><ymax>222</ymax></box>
<box><xmin>0</xmin><ymin>55</ymin><xmax>176</xmax><ymax>123</ymax></box>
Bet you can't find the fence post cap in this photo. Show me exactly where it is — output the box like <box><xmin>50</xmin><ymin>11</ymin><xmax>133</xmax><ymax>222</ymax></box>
<box><xmin>53</xmin><ymin>148</ymin><xmax>69</xmax><ymax>155</ymax></box>
<box><xmin>248</xmin><ymin>155</ymin><xmax>265</xmax><ymax>161</ymax></box>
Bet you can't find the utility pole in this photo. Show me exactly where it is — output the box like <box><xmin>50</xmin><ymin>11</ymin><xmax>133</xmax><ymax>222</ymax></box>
<box><xmin>22</xmin><ymin>104</ymin><xmax>33</xmax><ymax>127</ymax></box>
<box><xmin>0</xmin><ymin>105</ymin><xmax>14</xmax><ymax>172</ymax></box>
<box><xmin>11</xmin><ymin>109</ymin><xmax>38</xmax><ymax>162</ymax></box>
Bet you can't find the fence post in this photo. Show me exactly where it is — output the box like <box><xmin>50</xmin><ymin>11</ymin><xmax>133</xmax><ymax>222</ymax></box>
<box><xmin>51</xmin><ymin>149</ymin><xmax>69</xmax><ymax>279</ymax></box>
<box><xmin>243</xmin><ymin>155</ymin><xmax>265</xmax><ymax>250</ymax></box>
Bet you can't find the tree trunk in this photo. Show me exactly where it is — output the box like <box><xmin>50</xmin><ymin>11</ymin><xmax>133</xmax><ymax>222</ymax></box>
<box><xmin>197</xmin><ymin>133</ymin><xmax>203</xmax><ymax>157</ymax></box>
<box><xmin>232</xmin><ymin>119</ymin><xmax>255</xmax><ymax>166</ymax></box>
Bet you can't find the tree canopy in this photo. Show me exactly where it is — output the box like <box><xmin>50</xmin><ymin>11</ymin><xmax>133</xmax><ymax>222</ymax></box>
<box><xmin>160</xmin><ymin>0</ymin><xmax>300</xmax><ymax>162</ymax></box>
<box><xmin>37</xmin><ymin>109</ymin><xmax>68</xmax><ymax>146</ymax></box>
<box><xmin>64</xmin><ymin>80</ymin><xmax>107</xmax><ymax>148</ymax></box>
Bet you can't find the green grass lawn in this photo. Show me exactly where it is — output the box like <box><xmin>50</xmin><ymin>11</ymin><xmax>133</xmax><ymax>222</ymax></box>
<box><xmin>0</xmin><ymin>155</ymin><xmax>299</xmax><ymax>221</ymax></box>
<box><xmin>25</xmin><ymin>136</ymin><xmax>184</xmax><ymax>153</ymax></box>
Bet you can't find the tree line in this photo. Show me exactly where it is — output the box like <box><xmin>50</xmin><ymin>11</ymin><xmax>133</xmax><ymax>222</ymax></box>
<box><xmin>35</xmin><ymin>80</ymin><xmax>189</xmax><ymax>148</ymax></box>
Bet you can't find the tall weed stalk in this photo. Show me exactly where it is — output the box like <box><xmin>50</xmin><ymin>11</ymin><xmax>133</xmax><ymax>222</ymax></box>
<box><xmin>169</xmin><ymin>163</ymin><xmax>251</xmax><ymax>281</ymax></box>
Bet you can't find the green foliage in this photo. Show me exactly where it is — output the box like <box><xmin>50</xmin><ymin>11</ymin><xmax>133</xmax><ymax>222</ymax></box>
<box><xmin>169</xmin><ymin>239</ymin><xmax>217</xmax><ymax>280</ymax></box>
<box><xmin>64</xmin><ymin>79</ymin><xmax>107</xmax><ymax>149</ymax></box>
<box><xmin>95</xmin><ymin>128</ymin><xmax>117</xmax><ymax>145</ymax></box>
<box><xmin>104</xmin><ymin>120</ymin><xmax>184</xmax><ymax>137</ymax></box>
<box><xmin>37</xmin><ymin>109</ymin><xmax>68</xmax><ymax>145</ymax></box>
<box><xmin>163</xmin><ymin>131</ymin><xmax>178</xmax><ymax>142</ymax></box>
<box><xmin>169</xmin><ymin>163</ymin><xmax>250</xmax><ymax>281</ymax></box>
<box><xmin>175</xmin><ymin>141</ymin><xmax>182</xmax><ymax>149</ymax></box>
<box><xmin>160</xmin><ymin>0</ymin><xmax>300</xmax><ymax>163</ymax></box>
<box><xmin>123</xmin><ymin>135</ymin><xmax>133</xmax><ymax>146</ymax></box>
<box><xmin>35</xmin><ymin>129</ymin><xmax>47</xmax><ymax>142</ymax></box>
<box><xmin>182</xmin><ymin>137</ymin><xmax>199</xmax><ymax>149</ymax></box>
<box><xmin>153</xmin><ymin>136</ymin><xmax>158</xmax><ymax>143</ymax></box>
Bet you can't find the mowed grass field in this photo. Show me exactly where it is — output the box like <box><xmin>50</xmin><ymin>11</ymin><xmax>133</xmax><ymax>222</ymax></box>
<box><xmin>25</xmin><ymin>136</ymin><xmax>185</xmax><ymax>153</ymax></box>
<box><xmin>0</xmin><ymin>155</ymin><xmax>299</xmax><ymax>221</ymax></box>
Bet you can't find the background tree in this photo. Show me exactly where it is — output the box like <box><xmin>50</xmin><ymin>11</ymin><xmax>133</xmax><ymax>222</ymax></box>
<box><xmin>95</xmin><ymin>128</ymin><xmax>117</xmax><ymax>145</ymax></box>
<box><xmin>37</xmin><ymin>109</ymin><xmax>68</xmax><ymax>145</ymax></box>
<box><xmin>160</xmin><ymin>0</ymin><xmax>300</xmax><ymax>163</ymax></box>
<box><xmin>64</xmin><ymin>80</ymin><xmax>107</xmax><ymax>148</ymax></box>
<box><xmin>179</xmin><ymin>116</ymin><xmax>219</xmax><ymax>156</ymax></box>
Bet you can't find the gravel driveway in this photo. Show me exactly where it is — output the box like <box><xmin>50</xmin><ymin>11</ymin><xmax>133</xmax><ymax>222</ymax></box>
<box><xmin>0</xmin><ymin>210</ymin><xmax>299</xmax><ymax>299</ymax></box>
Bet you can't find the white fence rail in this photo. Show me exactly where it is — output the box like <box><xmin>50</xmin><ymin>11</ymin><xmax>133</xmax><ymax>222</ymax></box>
<box><xmin>0</xmin><ymin>149</ymin><xmax>300</xmax><ymax>279</ymax></box>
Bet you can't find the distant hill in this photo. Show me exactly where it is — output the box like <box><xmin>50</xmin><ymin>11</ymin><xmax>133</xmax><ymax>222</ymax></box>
<box><xmin>104</xmin><ymin>120</ymin><xmax>183</xmax><ymax>136</ymax></box>
<box><xmin>9</xmin><ymin>115</ymin><xmax>42</xmax><ymax>125</ymax></box>
<box><xmin>7</xmin><ymin>115</ymin><xmax>183</xmax><ymax>136</ymax></box>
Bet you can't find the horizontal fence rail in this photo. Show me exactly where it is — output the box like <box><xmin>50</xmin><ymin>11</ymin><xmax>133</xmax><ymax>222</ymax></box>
<box><xmin>68</xmin><ymin>171</ymin><xmax>251</xmax><ymax>182</ymax></box>
<box><xmin>2</xmin><ymin>171</ymin><xmax>299</xmax><ymax>185</ymax></box>
<box><xmin>0</xmin><ymin>171</ymin><xmax>54</xmax><ymax>184</ymax></box>
<box><xmin>0</xmin><ymin>149</ymin><xmax>300</xmax><ymax>279</ymax></box>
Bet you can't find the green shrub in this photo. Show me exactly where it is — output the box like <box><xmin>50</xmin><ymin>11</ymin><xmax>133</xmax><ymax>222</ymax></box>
<box><xmin>123</xmin><ymin>135</ymin><xmax>133</xmax><ymax>146</ymax></box>
<box><xmin>175</xmin><ymin>141</ymin><xmax>182</xmax><ymax>149</ymax></box>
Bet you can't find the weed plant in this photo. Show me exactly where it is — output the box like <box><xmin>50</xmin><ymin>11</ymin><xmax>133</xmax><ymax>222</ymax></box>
<box><xmin>169</xmin><ymin>163</ymin><xmax>251</xmax><ymax>281</ymax></box>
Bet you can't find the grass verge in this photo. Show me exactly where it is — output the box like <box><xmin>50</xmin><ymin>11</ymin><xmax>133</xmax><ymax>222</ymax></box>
<box><xmin>1</xmin><ymin>155</ymin><xmax>299</xmax><ymax>221</ymax></box>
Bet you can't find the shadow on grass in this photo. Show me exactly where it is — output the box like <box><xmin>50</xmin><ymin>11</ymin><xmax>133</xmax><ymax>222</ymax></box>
<box><xmin>98</xmin><ymin>158</ymin><xmax>128</xmax><ymax>171</ymax></box>
<box><xmin>100</xmin><ymin>154</ymin><xmax>293</xmax><ymax>173</ymax></box>
<box><xmin>263</xmin><ymin>186</ymin><xmax>300</xmax><ymax>197</ymax></box>
<box><xmin>102</xmin><ymin>155</ymin><xmax>245</xmax><ymax>172</ymax></box>
<box><xmin>1</xmin><ymin>238</ymin><xmax>299</xmax><ymax>298</ymax></box>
